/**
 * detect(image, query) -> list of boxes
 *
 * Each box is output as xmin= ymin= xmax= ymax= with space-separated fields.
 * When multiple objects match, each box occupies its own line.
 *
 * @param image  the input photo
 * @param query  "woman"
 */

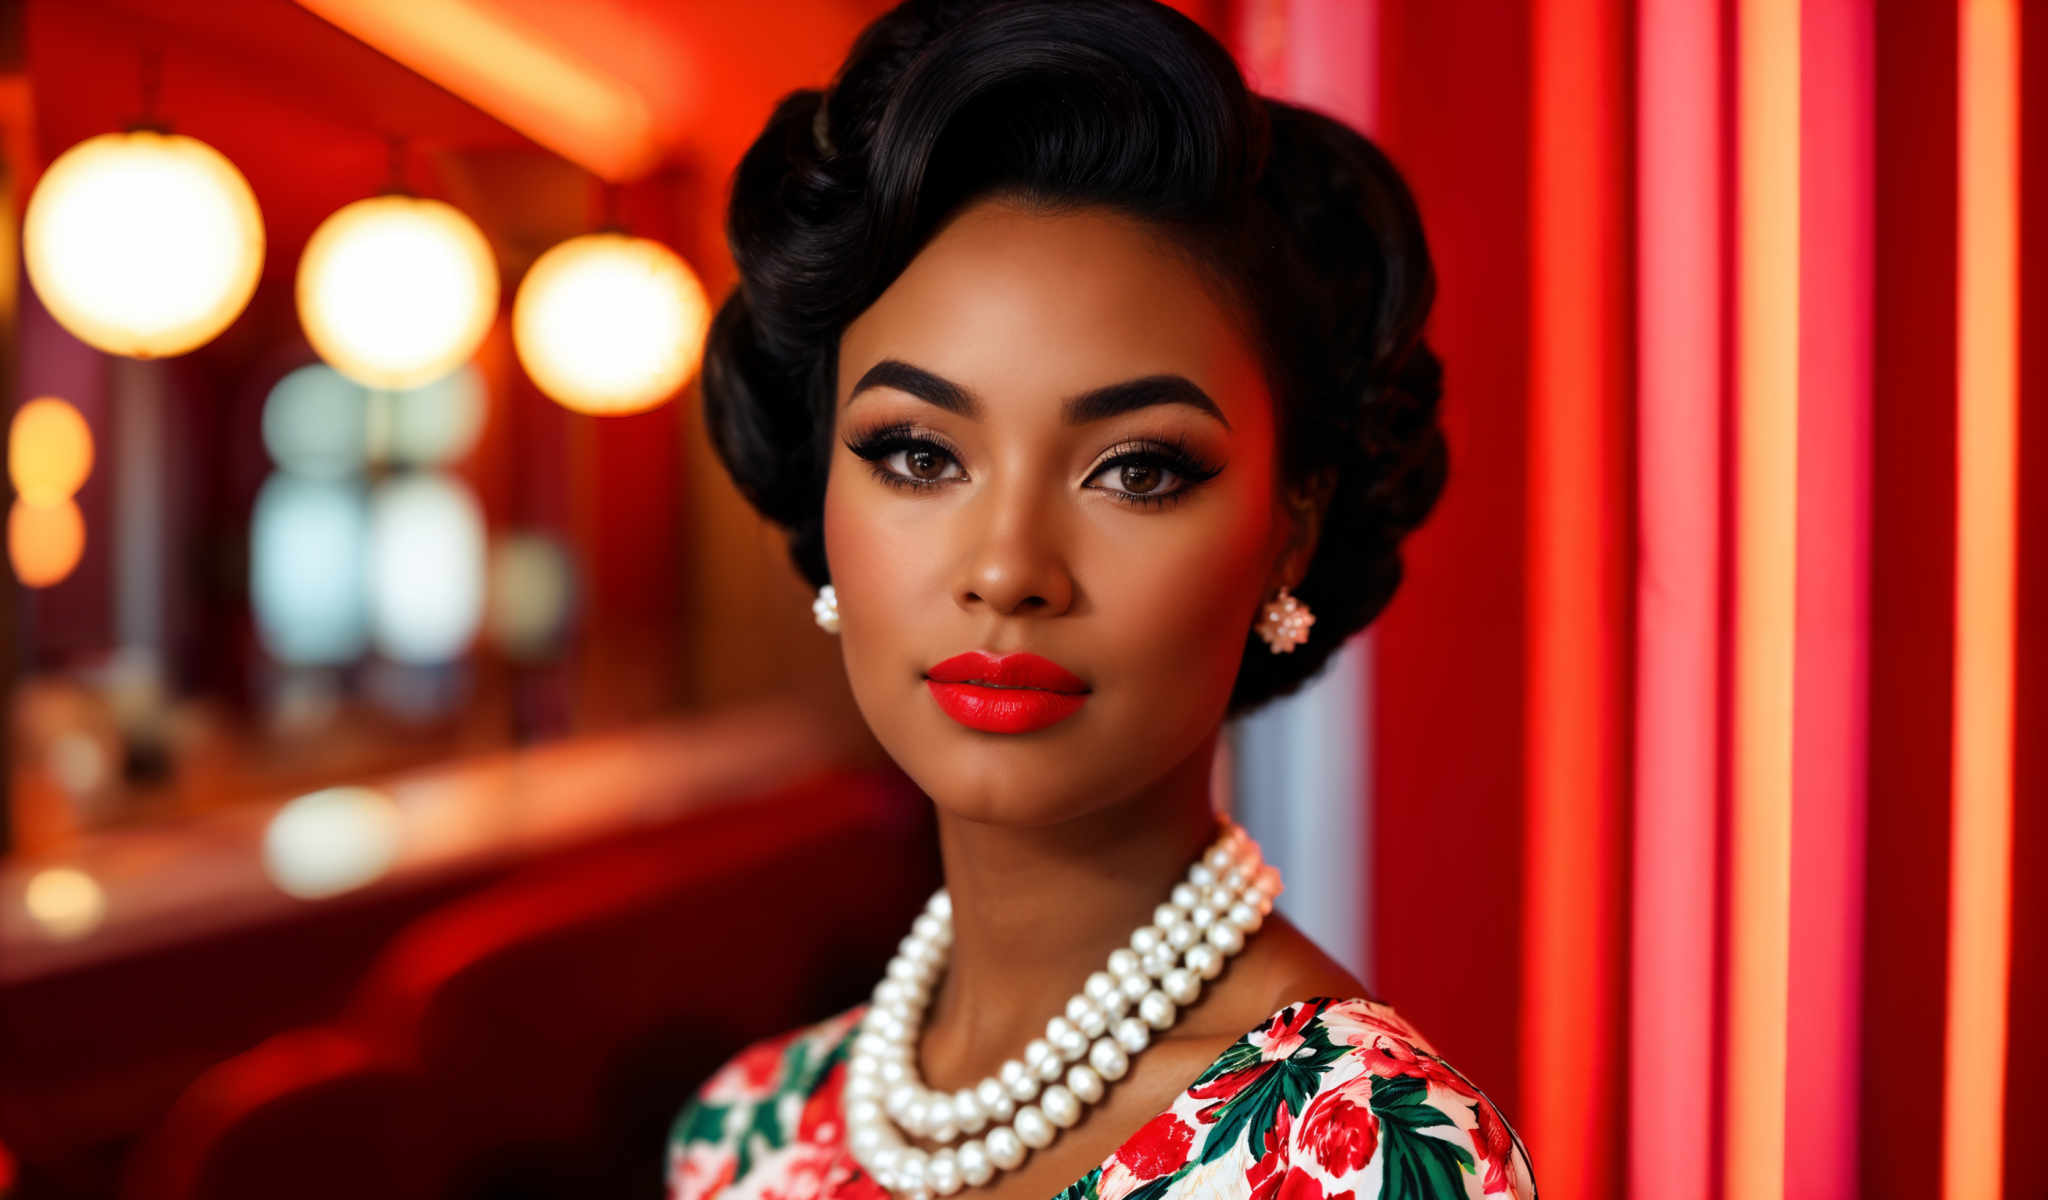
xmin=667 ymin=1 xmax=1537 ymax=1198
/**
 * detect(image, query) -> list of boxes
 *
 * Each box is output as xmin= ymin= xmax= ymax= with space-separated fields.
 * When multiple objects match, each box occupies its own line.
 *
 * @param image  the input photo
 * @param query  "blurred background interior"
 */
xmin=0 ymin=1 xmax=2039 ymax=1199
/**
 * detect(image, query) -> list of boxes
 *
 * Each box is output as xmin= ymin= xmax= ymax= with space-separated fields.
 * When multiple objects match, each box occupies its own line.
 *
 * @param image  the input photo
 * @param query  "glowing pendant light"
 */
xmin=297 ymin=193 xmax=499 ymax=391
xmin=9 ymin=397 xmax=94 ymax=506
xmin=7 ymin=396 xmax=94 ymax=589
xmin=22 ymin=129 xmax=264 ymax=358
xmin=511 ymin=231 xmax=709 ymax=415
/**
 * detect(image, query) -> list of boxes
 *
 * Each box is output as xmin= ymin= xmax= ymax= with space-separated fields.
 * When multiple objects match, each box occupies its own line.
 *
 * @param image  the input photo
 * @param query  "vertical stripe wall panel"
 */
xmin=1865 ymin=4 xmax=1958 ymax=1197
xmin=1787 ymin=2 xmax=1873 ymax=1197
xmin=1726 ymin=0 xmax=1799 ymax=1194
xmin=1629 ymin=2 xmax=1721 ymax=1196
xmin=1372 ymin=0 xmax=1533 ymax=1134
xmin=1523 ymin=0 xmax=1628 ymax=1193
xmin=1944 ymin=3 xmax=2017 ymax=1197
xmin=1238 ymin=5 xmax=2035 ymax=1196
xmin=2004 ymin=8 xmax=2047 ymax=1194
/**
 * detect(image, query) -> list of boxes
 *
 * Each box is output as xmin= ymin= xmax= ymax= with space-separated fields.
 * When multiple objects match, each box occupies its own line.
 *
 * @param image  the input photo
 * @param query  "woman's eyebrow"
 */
xmin=847 ymin=358 xmax=1230 ymax=429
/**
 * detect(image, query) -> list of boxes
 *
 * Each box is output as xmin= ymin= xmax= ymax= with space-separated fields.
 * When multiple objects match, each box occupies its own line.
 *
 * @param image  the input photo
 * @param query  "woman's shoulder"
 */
xmin=1291 ymin=995 xmax=1536 ymax=1198
xmin=666 ymin=1003 xmax=867 ymax=1198
xmin=1079 ymin=995 xmax=1536 ymax=1200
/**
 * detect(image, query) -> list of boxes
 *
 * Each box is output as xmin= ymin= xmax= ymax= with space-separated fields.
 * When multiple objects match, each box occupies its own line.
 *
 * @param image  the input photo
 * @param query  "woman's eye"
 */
xmin=1086 ymin=457 xmax=1185 ymax=499
xmin=883 ymin=444 xmax=962 ymax=483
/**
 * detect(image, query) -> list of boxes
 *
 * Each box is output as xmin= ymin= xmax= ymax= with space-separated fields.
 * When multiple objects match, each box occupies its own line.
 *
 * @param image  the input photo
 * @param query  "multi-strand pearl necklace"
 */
xmin=842 ymin=819 xmax=1280 ymax=1199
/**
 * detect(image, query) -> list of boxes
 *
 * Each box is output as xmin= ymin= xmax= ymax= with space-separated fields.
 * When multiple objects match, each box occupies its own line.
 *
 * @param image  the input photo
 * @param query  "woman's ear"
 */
xmin=1268 ymin=467 xmax=1339 ymax=592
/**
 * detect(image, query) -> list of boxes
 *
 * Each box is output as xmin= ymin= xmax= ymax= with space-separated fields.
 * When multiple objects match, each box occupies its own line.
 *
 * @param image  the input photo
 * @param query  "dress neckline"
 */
xmin=833 ymin=993 xmax=1381 ymax=1198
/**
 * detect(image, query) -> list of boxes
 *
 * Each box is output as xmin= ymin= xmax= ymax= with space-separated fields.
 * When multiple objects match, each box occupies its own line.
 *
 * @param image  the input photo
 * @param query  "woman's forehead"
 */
xmin=838 ymin=199 xmax=1265 ymax=424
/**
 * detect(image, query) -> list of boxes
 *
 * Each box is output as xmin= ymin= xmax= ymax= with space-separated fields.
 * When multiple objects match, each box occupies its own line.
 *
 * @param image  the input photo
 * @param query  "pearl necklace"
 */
xmin=841 ymin=819 xmax=1280 ymax=1199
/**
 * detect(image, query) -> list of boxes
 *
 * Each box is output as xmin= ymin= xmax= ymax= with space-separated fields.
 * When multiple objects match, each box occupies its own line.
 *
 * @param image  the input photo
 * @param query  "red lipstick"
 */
xmin=924 ymin=650 xmax=1090 ymax=734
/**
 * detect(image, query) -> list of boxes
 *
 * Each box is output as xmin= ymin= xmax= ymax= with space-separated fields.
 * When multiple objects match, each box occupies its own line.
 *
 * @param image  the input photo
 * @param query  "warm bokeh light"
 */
xmin=262 ymin=786 xmax=402 ymax=899
xmin=8 ymin=396 xmax=94 ymax=505
xmin=262 ymin=364 xmax=369 ymax=480
xmin=367 ymin=472 xmax=485 ymax=664
xmin=8 ymin=496 xmax=85 ymax=588
xmin=250 ymin=475 xmax=371 ymax=665
xmin=23 ymin=866 xmax=108 ymax=941
xmin=22 ymin=130 xmax=265 ymax=358
xmin=297 ymin=194 xmax=499 ymax=391
xmin=384 ymin=363 xmax=485 ymax=466
xmin=488 ymin=531 xmax=578 ymax=661
xmin=512 ymin=232 xmax=708 ymax=415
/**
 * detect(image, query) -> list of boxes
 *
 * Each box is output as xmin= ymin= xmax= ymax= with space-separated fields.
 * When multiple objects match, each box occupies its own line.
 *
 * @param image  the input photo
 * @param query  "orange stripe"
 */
xmin=1728 ymin=0 xmax=1798 ymax=1197
xmin=1522 ymin=0 xmax=1623 ymax=1194
xmin=1944 ymin=3 xmax=2018 ymax=1196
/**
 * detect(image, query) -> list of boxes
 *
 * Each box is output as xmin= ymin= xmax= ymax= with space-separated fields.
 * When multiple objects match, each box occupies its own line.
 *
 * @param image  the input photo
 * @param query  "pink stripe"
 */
xmin=1285 ymin=0 xmax=1376 ymax=129
xmin=1788 ymin=0 xmax=1874 ymax=1195
xmin=1629 ymin=2 xmax=1722 ymax=1198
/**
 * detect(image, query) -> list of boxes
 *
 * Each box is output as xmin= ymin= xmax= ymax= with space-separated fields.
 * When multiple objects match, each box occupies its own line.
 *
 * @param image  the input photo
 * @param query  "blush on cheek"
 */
xmin=1092 ymin=492 xmax=1273 ymax=725
xmin=821 ymin=475 xmax=948 ymax=725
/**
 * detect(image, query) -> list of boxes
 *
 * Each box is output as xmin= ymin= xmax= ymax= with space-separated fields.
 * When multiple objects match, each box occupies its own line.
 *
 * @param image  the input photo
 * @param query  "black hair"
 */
xmin=700 ymin=0 xmax=1445 ymax=716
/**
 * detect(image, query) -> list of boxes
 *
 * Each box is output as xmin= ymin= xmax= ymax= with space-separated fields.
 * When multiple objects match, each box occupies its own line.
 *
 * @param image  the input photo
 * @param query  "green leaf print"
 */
xmin=671 ymin=1097 xmax=730 ymax=1148
xmin=1190 ymin=1013 xmax=1347 ymax=1166
xmin=1370 ymin=1075 xmax=1477 ymax=1200
xmin=681 ymin=1030 xmax=827 ymax=1181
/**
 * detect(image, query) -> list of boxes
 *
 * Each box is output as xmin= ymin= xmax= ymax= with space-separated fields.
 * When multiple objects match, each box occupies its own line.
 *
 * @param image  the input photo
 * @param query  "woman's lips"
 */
xmin=924 ymin=650 xmax=1090 ymax=734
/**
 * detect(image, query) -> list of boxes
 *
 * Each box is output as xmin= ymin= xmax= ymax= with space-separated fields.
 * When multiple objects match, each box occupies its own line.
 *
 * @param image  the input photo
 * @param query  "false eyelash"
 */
xmin=1091 ymin=432 xmax=1223 ymax=510
xmin=841 ymin=422 xmax=964 ymax=496
xmin=839 ymin=422 xmax=1225 ymax=510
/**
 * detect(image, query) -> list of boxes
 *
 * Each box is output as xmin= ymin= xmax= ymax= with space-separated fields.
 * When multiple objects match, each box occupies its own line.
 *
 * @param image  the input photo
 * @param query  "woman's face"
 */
xmin=825 ymin=196 xmax=1301 ymax=825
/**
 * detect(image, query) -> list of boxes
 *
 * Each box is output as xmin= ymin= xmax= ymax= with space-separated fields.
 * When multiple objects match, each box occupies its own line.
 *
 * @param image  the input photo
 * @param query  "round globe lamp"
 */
xmin=512 ymin=232 xmax=708 ymax=415
xmin=8 ymin=497 xmax=86 ymax=588
xmin=298 ymin=195 xmax=499 ymax=391
xmin=23 ymin=130 xmax=264 ymax=358
xmin=9 ymin=397 xmax=94 ymax=506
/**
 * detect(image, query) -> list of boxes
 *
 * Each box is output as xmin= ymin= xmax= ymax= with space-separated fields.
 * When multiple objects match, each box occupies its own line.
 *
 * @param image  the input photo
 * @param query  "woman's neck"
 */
xmin=911 ymin=734 xmax=1224 ymax=1090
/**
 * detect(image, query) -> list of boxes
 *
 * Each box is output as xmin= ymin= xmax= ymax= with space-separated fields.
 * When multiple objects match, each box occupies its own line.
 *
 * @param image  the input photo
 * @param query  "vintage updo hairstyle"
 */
xmin=701 ymin=0 xmax=1445 ymax=716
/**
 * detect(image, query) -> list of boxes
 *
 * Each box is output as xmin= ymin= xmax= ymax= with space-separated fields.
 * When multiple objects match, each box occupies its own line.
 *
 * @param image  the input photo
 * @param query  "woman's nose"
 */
xmin=953 ymin=485 xmax=1075 ymax=619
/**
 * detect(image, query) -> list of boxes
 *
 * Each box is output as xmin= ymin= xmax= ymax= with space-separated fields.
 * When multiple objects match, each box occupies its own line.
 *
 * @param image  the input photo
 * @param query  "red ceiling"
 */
xmin=23 ymin=0 xmax=897 ymax=277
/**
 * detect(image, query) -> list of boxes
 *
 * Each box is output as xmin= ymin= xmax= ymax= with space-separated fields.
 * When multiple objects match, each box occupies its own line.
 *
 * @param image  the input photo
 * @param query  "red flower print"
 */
xmin=1473 ymin=1094 xmax=1513 ymax=1194
xmin=1295 ymin=1073 xmax=1379 ymax=1177
xmin=748 ymin=1140 xmax=841 ymax=1200
xmin=1097 ymin=1112 xmax=1196 ymax=1200
xmin=1121 ymin=1111 xmax=1196 ymax=1178
xmin=1317 ymin=1002 xmax=1431 ymax=1054
xmin=1354 ymin=1033 xmax=1467 ymax=1097
xmin=737 ymin=1039 xmax=788 ymax=1090
xmin=1244 ymin=1094 xmax=1294 ymax=1200
xmin=1248 ymin=1002 xmax=1320 ymax=1062
xmin=668 ymin=1139 xmax=738 ymax=1200
xmin=824 ymin=1158 xmax=890 ymax=1200
xmin=798 ymin=1060 xmax=847 ymax=1146
xmin=1270 ymin=1165 xmax=1344 ymax=1200
xmin=1187 ymin=1063 xmax=1265 ymax=1121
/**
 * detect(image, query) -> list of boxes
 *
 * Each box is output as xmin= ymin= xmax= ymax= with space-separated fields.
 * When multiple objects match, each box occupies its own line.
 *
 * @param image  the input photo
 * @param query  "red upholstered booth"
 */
xmin=122 ymin=764 xmax=938 ymax=1200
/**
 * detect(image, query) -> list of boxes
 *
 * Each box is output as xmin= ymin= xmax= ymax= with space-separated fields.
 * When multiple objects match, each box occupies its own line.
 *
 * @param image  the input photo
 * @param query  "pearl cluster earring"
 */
xmin=813 ymin=583 xmax=841 ymax=633
xmin=842 ymin=821 xmax=1280 ymax=1198
xmin=1255 ymin=584 xmax=1313 ymax=653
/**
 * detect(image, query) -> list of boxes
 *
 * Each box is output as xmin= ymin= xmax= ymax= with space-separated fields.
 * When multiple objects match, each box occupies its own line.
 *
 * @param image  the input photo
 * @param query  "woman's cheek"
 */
xmin=1084 ymin=490 xmax=1271 ymax=694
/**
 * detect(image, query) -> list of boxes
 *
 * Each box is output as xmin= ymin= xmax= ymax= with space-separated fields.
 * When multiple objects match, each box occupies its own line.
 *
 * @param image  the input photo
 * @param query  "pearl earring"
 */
xmin=1255 ymin=584 xmax=1313 ymax=653
xmin=813 ymin=583 xmax=841 ymax=634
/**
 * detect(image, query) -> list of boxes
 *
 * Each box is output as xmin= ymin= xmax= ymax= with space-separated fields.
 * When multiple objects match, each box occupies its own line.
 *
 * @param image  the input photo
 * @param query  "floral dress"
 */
xmin=666 ymin=995 xmax=1537 ymax=1200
